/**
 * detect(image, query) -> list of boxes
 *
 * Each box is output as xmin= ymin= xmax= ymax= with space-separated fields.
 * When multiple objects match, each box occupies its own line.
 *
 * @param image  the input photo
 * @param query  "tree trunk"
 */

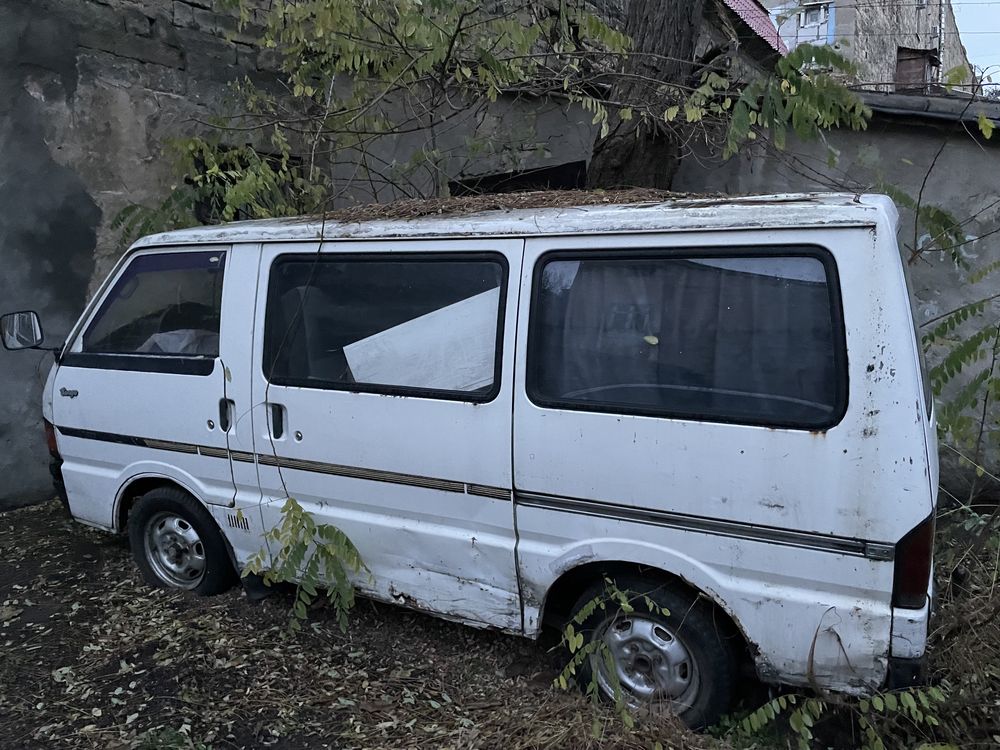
xmin=587 ymin=0 xmax=706 ymax=189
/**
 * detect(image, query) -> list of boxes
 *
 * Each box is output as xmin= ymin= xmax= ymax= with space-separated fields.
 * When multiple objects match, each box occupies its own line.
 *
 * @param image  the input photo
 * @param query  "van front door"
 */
xmin=250 ymin=240 xmax=522 ymax=630
xmin=54 ymin=247 xmax=238 ymax=529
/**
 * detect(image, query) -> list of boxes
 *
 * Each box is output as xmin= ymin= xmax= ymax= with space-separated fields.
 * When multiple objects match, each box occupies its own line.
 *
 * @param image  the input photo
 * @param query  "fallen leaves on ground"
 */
xmin=0 ymin=500 xmax=723 ymax=750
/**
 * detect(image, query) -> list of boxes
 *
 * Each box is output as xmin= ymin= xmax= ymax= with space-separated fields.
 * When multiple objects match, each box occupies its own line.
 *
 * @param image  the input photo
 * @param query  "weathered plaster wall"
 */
xmin=0 ymin=0 xmax=278 ymax=509
xmin=673 ymin=97 xmax=1000 ymax=491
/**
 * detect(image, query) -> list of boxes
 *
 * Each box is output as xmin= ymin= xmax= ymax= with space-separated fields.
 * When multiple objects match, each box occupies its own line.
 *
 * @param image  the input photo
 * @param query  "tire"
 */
xmin=127 ymin=486 xmax=236 ymax=596
xmin=567 ymin=575 xmax=737 ymax=729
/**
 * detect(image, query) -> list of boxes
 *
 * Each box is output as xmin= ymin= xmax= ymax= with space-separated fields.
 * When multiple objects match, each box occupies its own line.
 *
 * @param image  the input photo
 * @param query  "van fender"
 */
xmin=112 ymin=464 xmax=251 ymax=574
xmin=524 ymin=537 xmax=751 ymax=639
xmin=112 ymin=462 xmax=225 ymax=532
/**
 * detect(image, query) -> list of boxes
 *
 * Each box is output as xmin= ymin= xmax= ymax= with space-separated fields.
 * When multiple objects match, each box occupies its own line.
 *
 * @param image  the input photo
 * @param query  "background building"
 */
xmin=764 ymin=0 xmax=973 ymax=91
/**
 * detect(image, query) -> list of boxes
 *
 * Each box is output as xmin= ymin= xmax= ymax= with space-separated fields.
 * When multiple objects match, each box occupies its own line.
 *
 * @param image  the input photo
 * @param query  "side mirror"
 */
xmin=1 ymin=310 xmax=44 ymax=350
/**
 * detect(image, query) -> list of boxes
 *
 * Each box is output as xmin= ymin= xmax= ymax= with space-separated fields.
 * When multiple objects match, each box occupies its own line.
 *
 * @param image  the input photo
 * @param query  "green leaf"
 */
xmin=978 ymin=111 xmax=994 ymax=140
xmin=789 ymin=711 xmax=804 ymax=734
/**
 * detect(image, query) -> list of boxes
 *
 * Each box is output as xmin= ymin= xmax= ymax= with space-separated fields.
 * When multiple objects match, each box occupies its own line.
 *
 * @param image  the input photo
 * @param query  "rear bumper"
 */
xmin=886 ymin=583 xmax=933 ymax=688
xmin=886 ymin=655 xmax=926 ymax=689
xmin=890 ymin=598 xmax=931 ymax=659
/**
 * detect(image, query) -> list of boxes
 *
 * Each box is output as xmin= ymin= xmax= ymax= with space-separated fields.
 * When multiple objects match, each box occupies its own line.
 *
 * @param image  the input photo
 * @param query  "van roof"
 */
xmin=132 ymin=191 xmax=897 ymax=249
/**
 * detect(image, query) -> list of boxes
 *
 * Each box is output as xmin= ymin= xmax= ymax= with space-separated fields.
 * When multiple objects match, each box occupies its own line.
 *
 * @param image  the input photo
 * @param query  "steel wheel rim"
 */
xmin=592 ymin=613 xmax=701 ymax=712
xmin=144 ymin=511 xmax=207 ymax=589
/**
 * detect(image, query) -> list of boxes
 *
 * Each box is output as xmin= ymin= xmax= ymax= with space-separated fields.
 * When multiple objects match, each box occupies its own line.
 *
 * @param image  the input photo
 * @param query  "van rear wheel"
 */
xmin=567 ymin=575 xmax=736 ymax=729
xmin=127 ymin=487 xmax=236 ymax=596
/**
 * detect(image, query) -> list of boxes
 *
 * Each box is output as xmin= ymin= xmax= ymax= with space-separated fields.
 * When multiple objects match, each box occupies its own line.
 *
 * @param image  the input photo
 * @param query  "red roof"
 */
xmin=722 ymin=0 xmax=788 ymax=55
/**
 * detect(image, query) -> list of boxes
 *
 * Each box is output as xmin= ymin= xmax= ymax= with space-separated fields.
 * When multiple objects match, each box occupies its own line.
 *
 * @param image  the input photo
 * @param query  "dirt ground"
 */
xmin=6 ymin=498 xmax=995 ymax=749
xmin=0 ymin=500 xmax=719 ymax=750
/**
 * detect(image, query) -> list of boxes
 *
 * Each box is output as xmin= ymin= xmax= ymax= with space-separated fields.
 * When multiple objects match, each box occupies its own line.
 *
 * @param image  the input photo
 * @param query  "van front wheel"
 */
xmin=567 ymin=576 xmax=736 ymax=729
xmin=127 ymin=487 xmax=236 ymax=596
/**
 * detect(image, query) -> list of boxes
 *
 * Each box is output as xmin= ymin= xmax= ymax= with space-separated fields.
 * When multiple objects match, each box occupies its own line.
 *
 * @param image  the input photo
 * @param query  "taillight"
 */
xmin=43 ymin=419 xmax=60 ymax=459
xmin=892 ymin=514 xmax=935 ymax=609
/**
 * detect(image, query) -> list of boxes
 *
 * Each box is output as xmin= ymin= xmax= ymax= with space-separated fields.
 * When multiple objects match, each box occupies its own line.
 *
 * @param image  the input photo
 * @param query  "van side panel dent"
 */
xmin=518 ymin=527 xmax=892 ymax=691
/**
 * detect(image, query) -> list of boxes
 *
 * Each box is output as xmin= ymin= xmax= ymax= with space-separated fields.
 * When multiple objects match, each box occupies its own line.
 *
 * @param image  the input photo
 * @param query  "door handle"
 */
xmin=218 ymin=398 xmax=234 ymax=432
xmin=267 ymin=402 xmax=285 ymax=440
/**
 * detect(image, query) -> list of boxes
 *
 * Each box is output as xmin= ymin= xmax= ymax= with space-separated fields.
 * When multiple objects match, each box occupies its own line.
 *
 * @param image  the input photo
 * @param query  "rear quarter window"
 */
xmin=527 ymin=247 xmax=848 ymax=429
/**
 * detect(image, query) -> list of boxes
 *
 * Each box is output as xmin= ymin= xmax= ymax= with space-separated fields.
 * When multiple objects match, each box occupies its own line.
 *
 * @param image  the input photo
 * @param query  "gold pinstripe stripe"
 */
xmin=56 ymin=425 xmax=511 ymax=501
xmin=467 ymin=484 xmax=512 ymax=500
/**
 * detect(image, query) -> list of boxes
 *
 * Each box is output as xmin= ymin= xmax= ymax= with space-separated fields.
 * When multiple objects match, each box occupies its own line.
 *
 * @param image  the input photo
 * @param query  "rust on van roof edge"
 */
xmin=133 ymin=190 xmax=887 ymax=248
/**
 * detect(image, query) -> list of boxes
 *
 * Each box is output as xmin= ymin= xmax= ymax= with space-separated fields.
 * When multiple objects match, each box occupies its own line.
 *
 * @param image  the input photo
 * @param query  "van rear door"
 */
xmin=53 ymin=247 xmax=238 ymax=529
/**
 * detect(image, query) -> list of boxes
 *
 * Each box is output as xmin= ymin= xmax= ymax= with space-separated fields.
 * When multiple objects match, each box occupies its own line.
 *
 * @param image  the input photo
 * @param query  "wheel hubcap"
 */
xmin=144 ymin=512 xmax=206 ymax=589
xmin=593 ymin=615 xmax=700 ymax=711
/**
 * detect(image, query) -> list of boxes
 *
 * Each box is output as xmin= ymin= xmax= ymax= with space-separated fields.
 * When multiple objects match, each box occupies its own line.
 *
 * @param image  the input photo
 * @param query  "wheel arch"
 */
xmin=117 ymin=475 xmax=242 ymax=586
xmin=536 ymin=558 xmax=757 ymax=675
xmin=114 ymin=473 xmax=209 ymax=533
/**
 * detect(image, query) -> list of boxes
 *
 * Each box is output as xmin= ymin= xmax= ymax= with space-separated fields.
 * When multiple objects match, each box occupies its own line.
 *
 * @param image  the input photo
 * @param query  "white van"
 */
xmin=2 ymin=193 xmax=937 ymax=727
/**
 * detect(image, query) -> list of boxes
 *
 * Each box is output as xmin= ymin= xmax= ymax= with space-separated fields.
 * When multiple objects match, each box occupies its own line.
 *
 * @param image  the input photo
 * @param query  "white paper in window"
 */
xmin=343 ymin=287 xmax=500 ymax=391
xmin=689 ymin=257 xmax=826 ymax=283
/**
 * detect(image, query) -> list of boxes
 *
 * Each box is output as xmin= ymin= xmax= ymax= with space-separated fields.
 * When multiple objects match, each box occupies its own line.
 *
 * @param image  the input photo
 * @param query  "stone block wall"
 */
xmin=0 ymin=0 xmax=279 ymax=509
xmin=840 ymin=1 xmax=970 ymax=88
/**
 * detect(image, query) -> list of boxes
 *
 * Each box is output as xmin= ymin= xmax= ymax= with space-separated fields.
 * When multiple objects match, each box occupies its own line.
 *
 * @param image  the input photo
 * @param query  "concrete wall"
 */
xmin=673 ymin=94 xmax=1000 ymax=491
xmin=0 ymin=0 xmax=804 ymax=510
xmin=0 ymin=0 xmax=279 ymax=509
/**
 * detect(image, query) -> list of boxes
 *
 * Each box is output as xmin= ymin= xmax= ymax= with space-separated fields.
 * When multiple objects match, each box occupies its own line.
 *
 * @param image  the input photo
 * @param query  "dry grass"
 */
xmin=920 ymin=517 xmax=1000 ymax=747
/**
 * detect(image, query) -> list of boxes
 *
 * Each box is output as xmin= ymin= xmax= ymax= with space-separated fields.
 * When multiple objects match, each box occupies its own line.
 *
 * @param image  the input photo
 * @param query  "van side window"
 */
xmin=82 ymin=251 xmax=225 ymax=357
xmin=264 ymin=254 xmax=506 ymax=400
xmin=528 ymin=250 xmax=847 ymax=429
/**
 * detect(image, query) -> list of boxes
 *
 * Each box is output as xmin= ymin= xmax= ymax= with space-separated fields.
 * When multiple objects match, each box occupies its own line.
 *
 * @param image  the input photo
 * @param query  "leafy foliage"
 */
xmin=243 ymin=497 xmax=366 ymax=631
xmin=112 ymin=131 xmax=327 ymax=248
xmin=219 ymin=0 xmax=631 ymax=195
xmin=878 ymin=183 xmax=968 ymax=265
xmin=554 ymin=577 xmax=671 ymax=733
xmin=728 ymin=686 xmax=950 ymax=750
xmin=896 ymin=189 xmax=1000 ymax=468
xmin=724 ymin=44 xmax=870 ymax=158
xmin=118 ymin=1 xmax=876 ymax=210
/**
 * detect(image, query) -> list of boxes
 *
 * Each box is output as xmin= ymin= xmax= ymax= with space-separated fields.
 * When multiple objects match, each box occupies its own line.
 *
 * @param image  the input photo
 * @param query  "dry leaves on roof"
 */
xmin=322 ymin=188 xmax=717 ymax=224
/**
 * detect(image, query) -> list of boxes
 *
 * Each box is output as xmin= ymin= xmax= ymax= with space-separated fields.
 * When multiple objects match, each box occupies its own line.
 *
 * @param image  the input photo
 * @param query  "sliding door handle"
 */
xmin=218 ymin=398 xmax=234 ymax=432
xmin=267 ymin=402 xmax=285 ymax=440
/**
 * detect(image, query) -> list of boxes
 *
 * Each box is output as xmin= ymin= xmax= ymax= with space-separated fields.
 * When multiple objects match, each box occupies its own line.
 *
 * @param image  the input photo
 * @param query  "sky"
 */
xmin=953 ymin=1 xmax=1000 ymax=80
